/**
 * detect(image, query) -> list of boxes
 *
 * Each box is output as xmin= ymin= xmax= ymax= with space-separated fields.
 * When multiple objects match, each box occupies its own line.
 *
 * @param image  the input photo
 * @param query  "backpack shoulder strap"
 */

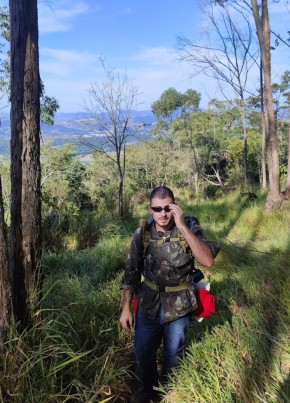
xmin=176 ymin=215 xmax=198 ymax=253
xmin=139 ymin=215 xmax=198 ymax=255
xmin=139 ymin=218 xmax=153 ymax=257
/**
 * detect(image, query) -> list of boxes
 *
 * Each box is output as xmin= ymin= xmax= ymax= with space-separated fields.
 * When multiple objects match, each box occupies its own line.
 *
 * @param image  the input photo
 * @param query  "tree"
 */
xmin=10 ymin=0 xmax=42 ymax=325
xmin=40 ymin=81 xmax=59 ymax=125
xmin=273 ymin=70 xmax=290 ymax=198
xmin=211 ymin=0 xmax=283 ymax=209
xmin=251 ymin=0 xmax=281 ymax=208
xmin=151 ymin=88 xmax=183 ymax=121
xmin=177 ymin=3 xmax=259 ymax=183
xmin=0 ymin=6 xmax=59 ymax=123
xmin=151 ymin=88 xmax=201 ymax=122
xmin=0 ymin=5 xmax=10 ymax=111
xmin=0 ymin=175 xmax=11 ymax=343
xmin=42 ymin=143 xmax=91 ymax=215
xmin=181 ymin=89 xmax=201 ymax=113
xmin=82 ymin=58 xmax=140 ymax=217
xmin=172 ymin=108 xmax=227 ymax=194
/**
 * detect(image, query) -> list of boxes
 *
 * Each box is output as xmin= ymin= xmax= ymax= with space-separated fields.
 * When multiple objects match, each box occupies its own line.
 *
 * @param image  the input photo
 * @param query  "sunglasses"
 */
xmin=150 ymin=205 xmax=172 ymax=213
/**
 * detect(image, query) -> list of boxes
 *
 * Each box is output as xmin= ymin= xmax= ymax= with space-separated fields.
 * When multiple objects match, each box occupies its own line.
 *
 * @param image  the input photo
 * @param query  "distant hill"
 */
xmin=0 ymin=110 xmax=157 ymax=159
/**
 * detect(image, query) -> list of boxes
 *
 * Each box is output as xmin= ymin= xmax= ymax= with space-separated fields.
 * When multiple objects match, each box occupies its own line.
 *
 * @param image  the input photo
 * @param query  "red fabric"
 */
xmin=192 ymin=288 xmax=216 ymax=318
xmin=133 ymin=295 xmax=138 ymax=313
xmin=133 ymin=289 xmax=215 ymax=318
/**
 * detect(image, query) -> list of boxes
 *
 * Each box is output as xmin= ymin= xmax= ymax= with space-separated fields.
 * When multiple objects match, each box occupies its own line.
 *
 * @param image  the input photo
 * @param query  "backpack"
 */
xmin=139 ymin=215 xmax=198 ymax=256
xmin=135 ymin=215 xmax=216 ymax=320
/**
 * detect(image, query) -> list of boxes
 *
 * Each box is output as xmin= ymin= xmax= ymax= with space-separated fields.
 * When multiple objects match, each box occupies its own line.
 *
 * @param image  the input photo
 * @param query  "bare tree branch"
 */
xmin=81 ymin=58 xmax=141 ymax=216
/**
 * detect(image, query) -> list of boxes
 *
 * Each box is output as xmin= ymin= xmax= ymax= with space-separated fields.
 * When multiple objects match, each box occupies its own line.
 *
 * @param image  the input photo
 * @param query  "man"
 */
xmin=119 ymin=186 xmax=220 ymax=403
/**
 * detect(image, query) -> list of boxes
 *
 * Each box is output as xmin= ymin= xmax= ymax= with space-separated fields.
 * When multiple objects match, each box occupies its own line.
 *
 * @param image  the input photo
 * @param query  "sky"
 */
xmin=2 ymin=0 xmax=290 ymax=113
xmin=38 ymin=0 xmax=207 ymax=113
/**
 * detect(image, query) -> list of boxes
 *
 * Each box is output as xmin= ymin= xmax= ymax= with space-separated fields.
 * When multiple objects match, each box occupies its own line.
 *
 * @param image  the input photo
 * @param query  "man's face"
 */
xmin=149 ymin=196 xmax=174 ymax=231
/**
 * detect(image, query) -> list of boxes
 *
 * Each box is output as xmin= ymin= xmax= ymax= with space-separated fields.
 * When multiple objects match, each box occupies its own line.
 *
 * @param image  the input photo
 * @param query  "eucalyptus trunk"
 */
xmin=10 ymin=0 xmax=41 ymax=326
xmin=285 ymin=121 xmax=290 ymax=198
xmin=261 ymin=114 xmax=267 ymax=189
xmin=251 ymin=0 xmax=281 ymax=209
xmin=260 ymin=55 xmax=267 ymax=189
xmin=0 ymin=176 xmax=12 ymax=343
xmin=241 ymin=108 xmax=248 ymax=184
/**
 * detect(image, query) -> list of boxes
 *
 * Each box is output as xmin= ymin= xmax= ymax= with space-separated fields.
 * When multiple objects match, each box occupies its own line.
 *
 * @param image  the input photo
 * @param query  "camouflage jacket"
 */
xmin=121 ymin=217 xmax=220 ymax=322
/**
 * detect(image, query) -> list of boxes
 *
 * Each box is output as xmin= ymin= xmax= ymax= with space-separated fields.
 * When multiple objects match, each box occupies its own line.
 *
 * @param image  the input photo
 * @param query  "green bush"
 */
xmin=1 ymin=190 xmax=289 ymax=402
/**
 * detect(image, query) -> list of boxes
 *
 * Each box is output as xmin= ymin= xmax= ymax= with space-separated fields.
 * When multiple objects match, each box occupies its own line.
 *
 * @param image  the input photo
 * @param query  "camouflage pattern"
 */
xmin=121 ymin=216 xmax=220 ymax=323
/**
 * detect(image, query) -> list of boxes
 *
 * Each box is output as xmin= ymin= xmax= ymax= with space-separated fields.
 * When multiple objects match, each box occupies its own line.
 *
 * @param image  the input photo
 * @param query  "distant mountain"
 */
xmin=0 ymin=110 xmax=156 ymax=136
xmin=0 ymin=110 xmax=157 ymax=158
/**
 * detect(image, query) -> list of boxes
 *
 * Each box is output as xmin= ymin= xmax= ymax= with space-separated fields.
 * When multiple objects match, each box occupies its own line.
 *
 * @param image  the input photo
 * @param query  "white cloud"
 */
xmin=40 ymin=48 xmax=99 ymax=77
xmin=130 ymin=46 xmax=176 ymax=66
xmin=120 ymin=46 xmax=220 ymax=109
xmin=38 ymin=1 xmax=90 ymax=33
xmin=43 ymin=77 xmax=91 ymax=112
xmin=40 ymin=43 xmax=223 ymax=112
xmin=41 ymin=36 xmax=289 ymax=113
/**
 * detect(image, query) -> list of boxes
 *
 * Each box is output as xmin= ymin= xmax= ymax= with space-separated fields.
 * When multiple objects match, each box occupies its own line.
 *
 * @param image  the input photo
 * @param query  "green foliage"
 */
xmin=0 ymin=10 xmax=59 ymax=121
xmin=0 ymin=227 xmax=131 ymax=401
xmin=0 ymin=161 xmax=10 ymax=214
xmin=159 ymin=191 xmax=290 ymax=402
xmin=42 ymin=143 xmax=92 ymax=215
xmin=171 ymin=109 xmax=227 ymax=194
xmin=1 ymin=280 xmax=131 ymax=401
xmin=1 ymin=190 xmax=290 ymax=402
xmin=226 ymin=129 xmax=262 ymax=186
xmin=151 ymin=119 xmax=171 ymax=140
xmin=151 ymin=87 xmax=183 ymax=120
xmin=0 ymin=6 xmax=10 ymax=101
xmin=86 ymin=151 xmax=119 ymax=215
xmin=180 ymin=89 xmax=201 ymax=113
xmin=40 ymin=81 xmax=59 ymax=125
xmin=125 ymin=141 xmax=193 ymax=195
xmin=43 ymin=234 xmax=128 ymax=285
xmin=83 ymin=58 xmax=141 ymax=217
xmin=41 ymin=143 xmax=97 ymax=251
xmin=151 ymin=87 xmax=201 ymax=122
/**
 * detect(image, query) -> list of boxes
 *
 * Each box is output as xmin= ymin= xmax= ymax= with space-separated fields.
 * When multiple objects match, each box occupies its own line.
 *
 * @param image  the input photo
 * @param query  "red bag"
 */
xmin=192 ymin=288 xmax=216 ymax=318
xmin=133 ymin=288 xmax=215 ymax=318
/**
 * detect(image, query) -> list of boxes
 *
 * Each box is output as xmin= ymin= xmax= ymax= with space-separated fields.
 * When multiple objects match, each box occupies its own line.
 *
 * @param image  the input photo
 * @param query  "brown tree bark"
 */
xmin=0 ymin=176 xmax=12 ymax=344
xmin=251 ymin=0 xmax=281 ymax=209
xmin=259 ymin=55 xmax=267 ymax=189
xmin=10 ymin=0 xmax=41 ymax=326
xmin=285 ymin=122 xmax=290 ymax=198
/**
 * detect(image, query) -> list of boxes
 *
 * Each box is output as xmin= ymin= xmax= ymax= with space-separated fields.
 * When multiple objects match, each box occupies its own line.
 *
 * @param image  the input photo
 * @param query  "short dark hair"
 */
xmin=149 ymin=186 xmax=175 ymax=203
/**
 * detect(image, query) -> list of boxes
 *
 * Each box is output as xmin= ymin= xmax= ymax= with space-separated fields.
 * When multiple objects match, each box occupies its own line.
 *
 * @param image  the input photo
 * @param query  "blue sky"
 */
xmin=2 ymin=0 xmax=290 ymax=113
xmin=38 ymin=0 xmax=206 ymax=112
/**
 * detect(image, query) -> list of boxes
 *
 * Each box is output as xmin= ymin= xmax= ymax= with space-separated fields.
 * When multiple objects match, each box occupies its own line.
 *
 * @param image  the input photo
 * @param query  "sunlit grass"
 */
xmin=1 ymin=190 xmax=289 ymax=402
xmin=160 ymin=191 xmax=290 ymax=403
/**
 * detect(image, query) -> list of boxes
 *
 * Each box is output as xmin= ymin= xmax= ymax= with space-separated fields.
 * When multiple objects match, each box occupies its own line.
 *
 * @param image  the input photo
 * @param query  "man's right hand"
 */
xmin=119 ymin=308 xmax=134 ymax=331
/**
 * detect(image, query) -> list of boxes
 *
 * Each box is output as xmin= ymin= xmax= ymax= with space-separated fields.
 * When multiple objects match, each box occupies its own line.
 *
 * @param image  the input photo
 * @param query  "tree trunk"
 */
xmin=260 ymin=55 xmax=267 ymax=189
xmin=261 ymin=114 xmax=267 ymax=189
xmin=118 ymin=178 xmax=124 ymax=218
xmin=241 ymin=108 xmax=248 ymax=184
xmin=251 ymin=0 xmax=281 ymax=210
xmin=285 ymin=121 xmax=290 ymax=198
xmin=0 ymin=176 xmax=12 ymax=345
xmin=10 ymin=0 xmax=41 ymax=326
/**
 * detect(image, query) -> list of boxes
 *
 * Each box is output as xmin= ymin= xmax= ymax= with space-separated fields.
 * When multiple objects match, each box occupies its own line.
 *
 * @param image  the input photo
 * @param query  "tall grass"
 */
xmin=0 ymin=232 xmax=134 ymax=402
xmin=1 ymin=191 xmax=289 ymax=402
xmin=161 ymin=191 xmax=290 ymax=403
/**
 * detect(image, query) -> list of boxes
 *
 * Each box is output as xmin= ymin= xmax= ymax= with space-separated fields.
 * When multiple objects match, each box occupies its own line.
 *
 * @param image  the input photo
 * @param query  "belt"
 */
xmin=143 ymin=278 xmax=192 ymax=293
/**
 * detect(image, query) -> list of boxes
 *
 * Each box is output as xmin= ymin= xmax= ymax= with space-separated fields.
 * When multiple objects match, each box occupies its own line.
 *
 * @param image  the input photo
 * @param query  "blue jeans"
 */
xmin=134 ymin=307 xmax=190 ymax=392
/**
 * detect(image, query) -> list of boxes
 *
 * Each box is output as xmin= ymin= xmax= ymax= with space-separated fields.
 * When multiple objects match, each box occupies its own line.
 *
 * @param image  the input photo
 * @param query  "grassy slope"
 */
xmin=162 ymin=192 xmax=290 ymax=403
xmin=1 ymin=192 xmax=289 ymax=402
